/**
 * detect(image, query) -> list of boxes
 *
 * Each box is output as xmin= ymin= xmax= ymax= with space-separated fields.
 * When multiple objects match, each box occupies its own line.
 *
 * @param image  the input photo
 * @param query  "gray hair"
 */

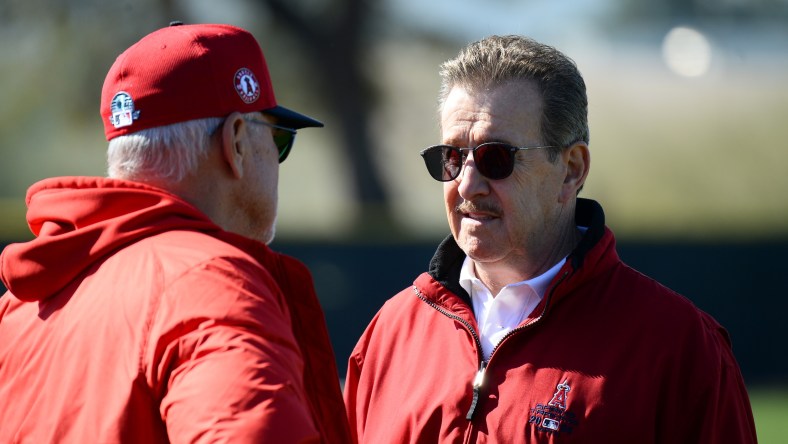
xmin=438 ymin=35 xmax=589 ymax=161
xmin=107 ymin=117 xmax=223 ymax=183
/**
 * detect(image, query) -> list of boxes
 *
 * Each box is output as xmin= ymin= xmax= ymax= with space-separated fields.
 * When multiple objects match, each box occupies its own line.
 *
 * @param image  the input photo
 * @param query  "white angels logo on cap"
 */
xmin=234 ymin=68 xmax=260 ymax=104
xmin=109 ymin=91 xmax=140 ymax=128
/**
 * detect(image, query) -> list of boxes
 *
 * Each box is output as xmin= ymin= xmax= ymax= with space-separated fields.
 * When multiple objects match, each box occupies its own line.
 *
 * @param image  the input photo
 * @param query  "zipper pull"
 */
xmin=466 ymin=360 xmax=487 ymax=420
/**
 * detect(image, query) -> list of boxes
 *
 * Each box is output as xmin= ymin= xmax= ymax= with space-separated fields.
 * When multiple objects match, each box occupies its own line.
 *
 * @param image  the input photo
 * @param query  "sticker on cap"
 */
xmin=109 ymin=92 xmax=140 ymax=129
xmin=234 ymin=68 xmax=260 ymax=104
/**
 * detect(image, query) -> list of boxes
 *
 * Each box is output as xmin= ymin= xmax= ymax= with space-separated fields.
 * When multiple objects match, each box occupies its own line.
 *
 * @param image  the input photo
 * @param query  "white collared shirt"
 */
xmin=459 ymin=256 xmax=566 ymax=360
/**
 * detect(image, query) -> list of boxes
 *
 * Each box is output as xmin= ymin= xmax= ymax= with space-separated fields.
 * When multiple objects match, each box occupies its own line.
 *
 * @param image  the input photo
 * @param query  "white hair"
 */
xmin=107 ymin=117 xmax=223 ymax=183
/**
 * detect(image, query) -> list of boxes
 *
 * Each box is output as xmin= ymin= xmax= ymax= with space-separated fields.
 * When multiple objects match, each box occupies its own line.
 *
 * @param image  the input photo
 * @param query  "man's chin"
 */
xmin=262 ymin=228 xmax=275 ymax=245
xmin=250 ymin=225 xmax=275 ymax=245
xmin=456 ymin=233 xmax=500 ymax=260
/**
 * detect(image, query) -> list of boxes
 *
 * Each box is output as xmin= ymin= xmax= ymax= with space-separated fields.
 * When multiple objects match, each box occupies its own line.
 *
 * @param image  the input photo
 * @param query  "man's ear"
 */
xmin=559 ymin=141 xmax=590 ymax=203
xmin=220 ymin=112 xmax=247 ymax=179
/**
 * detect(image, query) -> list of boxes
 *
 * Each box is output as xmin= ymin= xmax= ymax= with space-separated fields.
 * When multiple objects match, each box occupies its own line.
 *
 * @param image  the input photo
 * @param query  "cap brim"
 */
xmin=263 ymin=105 xmax=323 ymax=129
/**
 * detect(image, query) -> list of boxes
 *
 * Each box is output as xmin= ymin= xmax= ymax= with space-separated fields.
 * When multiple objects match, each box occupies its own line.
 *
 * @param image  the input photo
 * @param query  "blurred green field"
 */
xmin=751 ymin=387 xmax=788 ymax=443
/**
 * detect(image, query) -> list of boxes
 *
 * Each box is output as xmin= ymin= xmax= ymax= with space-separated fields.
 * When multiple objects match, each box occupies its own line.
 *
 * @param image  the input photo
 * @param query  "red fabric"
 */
xmin=345 ymin=202 xmax=756 ymax=443
xmin=0 ymin=177 xmax=350 ymax=443
xmin=100 ymin=24 xmax=277 ymax=140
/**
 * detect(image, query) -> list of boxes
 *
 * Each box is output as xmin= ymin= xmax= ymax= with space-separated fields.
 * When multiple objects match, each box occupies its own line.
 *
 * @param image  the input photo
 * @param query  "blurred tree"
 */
xmin=258 ymin=0 xmax=395 ymax=235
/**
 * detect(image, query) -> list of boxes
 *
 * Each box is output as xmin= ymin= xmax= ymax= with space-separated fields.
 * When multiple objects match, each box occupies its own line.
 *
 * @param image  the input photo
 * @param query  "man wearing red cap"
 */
xmin=0 ymin=23 xmax=351 ymax=443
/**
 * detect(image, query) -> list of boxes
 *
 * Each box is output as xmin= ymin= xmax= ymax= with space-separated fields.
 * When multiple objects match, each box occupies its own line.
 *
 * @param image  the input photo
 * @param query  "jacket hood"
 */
xmin=0 ymin=177 xmax=219 ymax=302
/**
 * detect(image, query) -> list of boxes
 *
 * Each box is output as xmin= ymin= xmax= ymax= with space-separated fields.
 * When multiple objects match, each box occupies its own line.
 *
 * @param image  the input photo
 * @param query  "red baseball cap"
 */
xmin=100 ymin=22 xmax=322 ymax=141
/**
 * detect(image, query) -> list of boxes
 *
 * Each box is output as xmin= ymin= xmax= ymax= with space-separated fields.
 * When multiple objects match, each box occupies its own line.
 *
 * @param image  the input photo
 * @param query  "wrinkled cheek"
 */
xmin=443 ymin=186 xmax=460 ymax=234
xmin=446 ymin=216 xmax=463 ymax=249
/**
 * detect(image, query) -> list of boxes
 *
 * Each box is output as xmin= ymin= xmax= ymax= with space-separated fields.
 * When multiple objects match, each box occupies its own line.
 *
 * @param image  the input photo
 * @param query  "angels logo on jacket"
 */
xmin=109 ymin=92 xmax=140 ymax=129
xmin=234 ymin=68 xmax=260 ymax=104
xmin=527 ymin=379 xmax=578 ymax=436
xmin=548 ymin=380 xmax=570 ymax=410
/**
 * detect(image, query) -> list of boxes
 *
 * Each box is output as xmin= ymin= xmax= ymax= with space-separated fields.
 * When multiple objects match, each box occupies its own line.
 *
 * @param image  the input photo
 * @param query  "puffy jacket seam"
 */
xmin=139 ymin=254 xmax=166 ymax=398
xmin=141 ymin=253 xmax=251 ymax=400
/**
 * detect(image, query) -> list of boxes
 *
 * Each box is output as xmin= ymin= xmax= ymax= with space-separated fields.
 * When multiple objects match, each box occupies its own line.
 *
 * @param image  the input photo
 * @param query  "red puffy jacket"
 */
xmin=0 ymin=176 xmax=351 ymax=443
xmin=345 ymin=198 xmax=756 ymax=443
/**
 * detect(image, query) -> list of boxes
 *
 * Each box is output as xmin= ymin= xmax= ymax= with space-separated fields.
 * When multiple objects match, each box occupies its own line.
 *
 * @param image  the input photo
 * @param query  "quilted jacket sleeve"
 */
xmin=146 ymin=256 xmax=319 ymax=444
xmin=656 ymin=312 xmax=757 ymax=444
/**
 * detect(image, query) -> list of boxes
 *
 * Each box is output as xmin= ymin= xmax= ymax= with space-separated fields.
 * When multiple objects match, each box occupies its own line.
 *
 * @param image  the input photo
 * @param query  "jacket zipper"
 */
xmin=412 ymin=286 xmax=486 ymax=421
xmin=413 ymin=269 xmax=571 ymax=422
xmin=466 ymin=360 xmax=487 ymax=420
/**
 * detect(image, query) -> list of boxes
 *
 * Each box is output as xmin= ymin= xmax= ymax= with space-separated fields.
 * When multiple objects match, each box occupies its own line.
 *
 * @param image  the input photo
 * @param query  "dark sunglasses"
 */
xmin=420 ymin=142 xmax=556 ymax=181
xmin=245 ymin=119 xmax=298 ymax=163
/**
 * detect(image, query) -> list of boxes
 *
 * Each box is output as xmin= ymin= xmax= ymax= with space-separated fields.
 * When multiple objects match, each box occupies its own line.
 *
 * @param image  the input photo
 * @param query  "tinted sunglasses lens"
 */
xmin=273 ymin=130 xmax=296 ymax=163
xmin=422 ymin=146 xmax=462 ymax=181
xmin=475 ymin=143 xmax=514 ymax=179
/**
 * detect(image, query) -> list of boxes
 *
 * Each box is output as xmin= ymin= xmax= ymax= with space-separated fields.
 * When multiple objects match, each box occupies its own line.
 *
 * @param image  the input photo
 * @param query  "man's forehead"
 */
xmin=440 ymin=83 xmax=543 ymax=143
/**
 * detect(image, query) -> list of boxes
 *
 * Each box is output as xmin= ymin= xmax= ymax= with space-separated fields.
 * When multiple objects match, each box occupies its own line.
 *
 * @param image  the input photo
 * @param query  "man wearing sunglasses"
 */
xmin=344 ymin=35 xmax=756 ymax=443
xmin=0 ymin=23 xmax=351 ymax=443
